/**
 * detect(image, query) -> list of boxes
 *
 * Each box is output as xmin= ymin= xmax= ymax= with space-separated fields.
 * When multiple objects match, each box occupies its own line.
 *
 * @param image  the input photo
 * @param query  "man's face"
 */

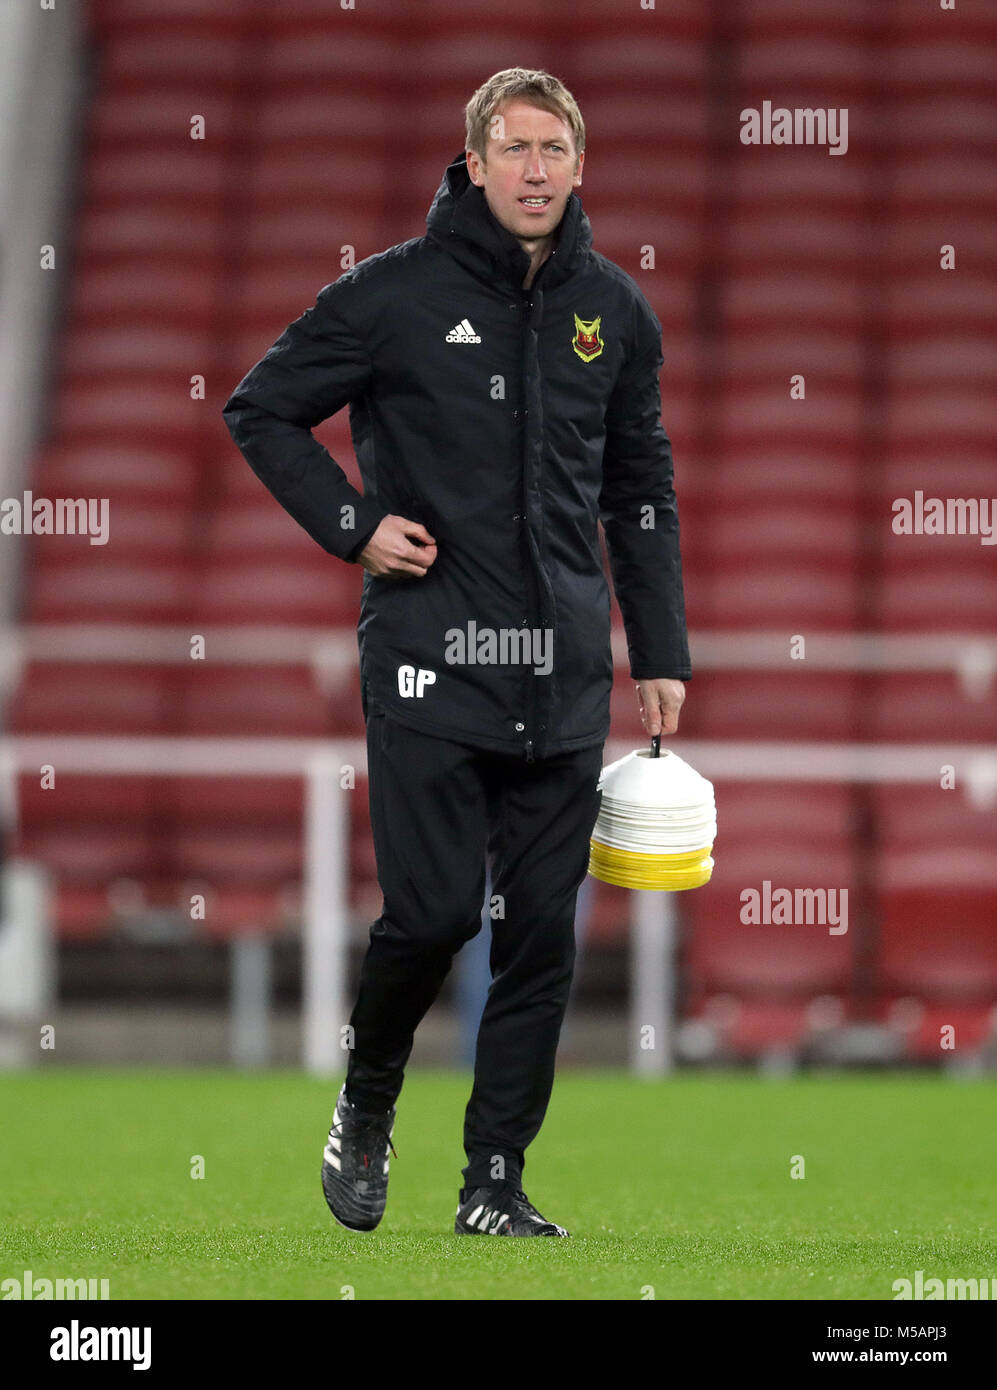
xmin=465 ymin=99 xmax=583 ymax=247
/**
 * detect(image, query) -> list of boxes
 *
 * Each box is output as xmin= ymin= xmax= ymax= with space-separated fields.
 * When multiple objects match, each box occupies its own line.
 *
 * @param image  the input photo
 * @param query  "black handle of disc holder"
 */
xmin=650 ymin=735 xmax=661 ymax=759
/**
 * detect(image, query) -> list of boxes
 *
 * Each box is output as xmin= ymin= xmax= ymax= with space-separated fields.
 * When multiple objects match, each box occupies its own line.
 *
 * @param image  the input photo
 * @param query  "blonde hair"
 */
xmin=465 ymin=68 xmax=585 ymax=164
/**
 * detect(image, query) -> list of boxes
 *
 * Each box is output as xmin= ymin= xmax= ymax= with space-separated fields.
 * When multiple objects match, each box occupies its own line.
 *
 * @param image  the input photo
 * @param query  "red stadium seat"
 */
xmin=732 ymin=0 xmax=871 ymax=24
xmin=97 ymin=34 xmax=245 ymax=88
xmin=875 ymin=890 xmax=997 ymax=1000
xmin=86 ymin=148 xmax=229 ymax=206
xmin=15 ymin=823 xmax=157 ymax=881
xmin=175 ymin=666 xmax=336 ymax=735
xmin=51 ymin=883 xmax=118 ymax=941
xmin=16 ymin=773 xmax=160 ymax=821
xmin=88 ymin=86 xmax=242 ymax=146
xmin=52 ymin=380 xmax=204 ymax=446
xmin=31 ymin=440 xmax=198 ymax=505
xmin=708 ymin=1000 xmax=827 ymax=1060
xmin=682 ymin=562 xmax=860 ymax=632
xmin=25 ymin=559 xmax=191 ymax=623
xmin=87 ymin=0 xmax=248 ymax=33
xmin=169 ymin=826 xmax=303 ymax=881
xmin=683 ymin=781 xmax=855 ymax=1003
xmin=67 ymin=259 xmax=218 ymax=325
xmin=60 ymin=325 xmax=218 ymax=379
xmin=161 ymin=776 xmax=305 ymax=823
xmin=884 ymin=276 xmax=996 ymax=332
xmin=865 ymin=674 xmax=997 ymax=744
xmin=7 ymin=665 xmax=177 ymax=733
xmin=192 ymin=560 xmax=361 ymax=628
xmin=872 ymin=786 xmax=997 ymax=853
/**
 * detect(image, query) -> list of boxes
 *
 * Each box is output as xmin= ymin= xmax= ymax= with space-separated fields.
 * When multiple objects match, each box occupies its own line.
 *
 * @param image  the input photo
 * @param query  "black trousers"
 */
xmin=345 ymin=696 xmax=604 ymax=1190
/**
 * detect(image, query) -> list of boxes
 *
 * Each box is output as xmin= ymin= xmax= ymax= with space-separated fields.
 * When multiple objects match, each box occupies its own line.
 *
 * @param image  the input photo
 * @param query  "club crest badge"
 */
xmin=572 ymin=313 xmax=604 ymax=363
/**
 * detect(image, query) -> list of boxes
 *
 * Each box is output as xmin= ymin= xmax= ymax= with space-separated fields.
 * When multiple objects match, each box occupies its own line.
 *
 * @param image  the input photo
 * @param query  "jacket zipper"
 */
xmin=519 ymin=265 xmax=560 ymax=764
xmin=520 ymin=291 xmax=541 ymax=763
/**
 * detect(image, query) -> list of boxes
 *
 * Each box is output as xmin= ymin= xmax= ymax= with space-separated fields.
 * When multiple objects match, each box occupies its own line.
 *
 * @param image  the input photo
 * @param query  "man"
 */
xmin=222 ymin=69 xmax=690 ymax=1237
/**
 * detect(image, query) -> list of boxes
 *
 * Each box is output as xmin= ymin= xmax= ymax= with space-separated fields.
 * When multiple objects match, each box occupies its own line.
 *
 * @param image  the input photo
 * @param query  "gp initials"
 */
xmin=397 ymin=665 xmax=437 ymax=698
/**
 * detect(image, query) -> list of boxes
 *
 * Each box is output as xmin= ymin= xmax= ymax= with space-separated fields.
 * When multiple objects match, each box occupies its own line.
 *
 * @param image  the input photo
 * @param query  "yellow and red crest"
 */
xmin=572 ymin=313 xmax=604 ymax=363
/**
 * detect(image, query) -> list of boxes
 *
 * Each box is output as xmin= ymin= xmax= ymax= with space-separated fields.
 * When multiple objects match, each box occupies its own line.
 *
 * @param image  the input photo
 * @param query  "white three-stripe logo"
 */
xmin=467 ymin=1203 xmax=508 ymax=1233
xmin=445 ymin=318 xmax=482 ymax=344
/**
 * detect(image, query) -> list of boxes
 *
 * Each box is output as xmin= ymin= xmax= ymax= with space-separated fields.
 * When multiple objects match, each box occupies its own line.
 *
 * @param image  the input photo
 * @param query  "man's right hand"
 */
xmin=356 ymin=514 xmax=437 ymax=578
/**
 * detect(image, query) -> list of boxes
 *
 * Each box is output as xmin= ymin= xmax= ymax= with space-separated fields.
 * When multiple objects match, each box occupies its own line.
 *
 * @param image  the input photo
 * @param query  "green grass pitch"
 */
xmin=1 ymin=1068 xmax=993 ymax=1300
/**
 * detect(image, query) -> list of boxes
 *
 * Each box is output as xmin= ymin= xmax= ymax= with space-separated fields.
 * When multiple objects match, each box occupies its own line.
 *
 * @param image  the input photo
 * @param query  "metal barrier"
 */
xmin=2 ymin=734 xmax=993 ymax=1075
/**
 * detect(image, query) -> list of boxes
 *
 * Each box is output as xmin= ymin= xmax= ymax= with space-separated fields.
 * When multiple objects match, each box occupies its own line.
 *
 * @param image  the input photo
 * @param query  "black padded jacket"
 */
xmin=222 ymin=153 xmax=691 ymax=760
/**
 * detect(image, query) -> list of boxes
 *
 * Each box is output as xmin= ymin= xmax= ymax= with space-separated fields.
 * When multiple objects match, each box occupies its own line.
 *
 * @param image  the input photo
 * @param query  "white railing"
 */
xmin=3 ymin=625 xmax=995 ymax=700
xmin=1 ymin=734 xmax=993 ymax=1076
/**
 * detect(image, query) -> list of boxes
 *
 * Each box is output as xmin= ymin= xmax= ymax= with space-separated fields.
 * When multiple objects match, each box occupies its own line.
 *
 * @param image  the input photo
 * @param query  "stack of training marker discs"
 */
xmin=588 ymin=736 xmax=716 ymax=891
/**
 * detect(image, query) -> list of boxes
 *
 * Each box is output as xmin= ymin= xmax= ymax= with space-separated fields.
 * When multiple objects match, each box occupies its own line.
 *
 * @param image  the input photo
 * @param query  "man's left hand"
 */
xmin=635 ymin=678 xmax=685 ymax=737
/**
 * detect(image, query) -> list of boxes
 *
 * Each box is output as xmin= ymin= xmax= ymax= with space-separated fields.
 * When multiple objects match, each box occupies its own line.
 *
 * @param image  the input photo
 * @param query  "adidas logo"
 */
xmin=464 ymin=1202 xmax=512 ymax=1234
xmin=445 ymin=318 xmax=482 ymax=344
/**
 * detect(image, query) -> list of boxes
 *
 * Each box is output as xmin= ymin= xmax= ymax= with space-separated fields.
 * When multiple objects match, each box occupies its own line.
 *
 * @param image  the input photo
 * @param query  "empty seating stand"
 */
xmin=6 ymin=2 xmax=995 ymax=1061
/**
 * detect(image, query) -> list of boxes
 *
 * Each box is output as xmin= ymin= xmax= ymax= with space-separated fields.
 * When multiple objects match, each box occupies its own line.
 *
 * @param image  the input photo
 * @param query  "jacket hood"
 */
xmin=425 ymin=151 xmax=592 ymax=293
